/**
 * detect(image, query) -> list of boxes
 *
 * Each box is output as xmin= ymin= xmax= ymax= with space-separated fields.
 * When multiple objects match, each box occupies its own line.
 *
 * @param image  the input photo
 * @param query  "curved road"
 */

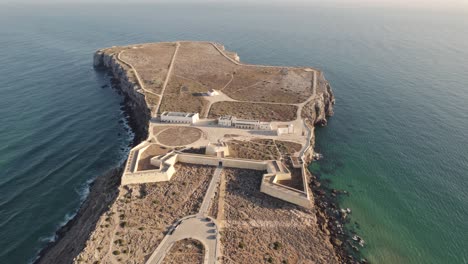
xmin=146 ymin=167 xmax=223 ymax=264
xmin=145 ymin=215 xmax=219 ymax=264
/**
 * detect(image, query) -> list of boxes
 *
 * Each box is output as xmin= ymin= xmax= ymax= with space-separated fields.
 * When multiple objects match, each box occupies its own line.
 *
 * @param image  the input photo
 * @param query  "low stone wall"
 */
xmin=273 ymin=172 xmax=291 ymax=181
xmin=122 ymin=151 xmax=312 ymax=208
xmin=301 ymin=164 xmax=312 ymax=200
xmin=261 ymin=175 xmax=311 ymax=208
xmin=222 ymin=158 xmax=268 ymax=170
xmin=177 ymin=154 xmax=220 ymax=167
xmin=177 ymin=154 xmax=270 ymax=171
xmin=121 ymin=170 xmax=171 ymax=185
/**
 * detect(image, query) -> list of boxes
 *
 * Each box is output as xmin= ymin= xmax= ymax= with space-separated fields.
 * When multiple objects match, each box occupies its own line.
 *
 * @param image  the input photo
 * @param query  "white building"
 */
xmin=217 ymin=115 xmax=272 ymax=130
xmin=233 ymin=119 xmax=260 ymax=129
xmin=207 ymin=89 xmax=219 ymax=96
xmin=218 ymin=115 xmax=234 ymax=127
xmin=259 ymin=122 xmax=273 ymax=130
xmin=160 ymin=112 xmax=199 ymax=124
xmin=277 ymin=124 xmax=294 ymax=135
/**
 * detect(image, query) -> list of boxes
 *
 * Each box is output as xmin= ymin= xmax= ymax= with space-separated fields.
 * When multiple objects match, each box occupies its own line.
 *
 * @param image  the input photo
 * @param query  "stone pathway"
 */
xmin=146 ymin=166 xmax=223 ymax=264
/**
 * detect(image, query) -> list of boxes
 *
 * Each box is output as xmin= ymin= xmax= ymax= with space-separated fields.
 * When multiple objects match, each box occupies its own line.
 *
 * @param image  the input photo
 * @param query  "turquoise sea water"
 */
xmin=0 ymin=3 xmax=467 ymax=263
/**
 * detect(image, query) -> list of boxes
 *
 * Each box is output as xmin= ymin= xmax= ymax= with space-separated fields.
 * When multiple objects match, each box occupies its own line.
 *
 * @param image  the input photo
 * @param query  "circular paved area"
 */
xmin=157 ymin=127 xmax=202 ymax=146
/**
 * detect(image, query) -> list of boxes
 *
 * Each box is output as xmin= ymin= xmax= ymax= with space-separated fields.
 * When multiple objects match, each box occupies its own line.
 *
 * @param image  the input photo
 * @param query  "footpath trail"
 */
xmin=295 ymin=70 xmax=317 ymax=121
xmin=211 ymin=41 xmax=318 ymax=123
xmin=155 ymin=42 xmax=180 ymax=115
xmin=117 ymin=50 xmax=160 ymax=99
xmin=146 ymin=166 xmax=223 ymax=264
xmin=117 ymin=42 xmax=180 ymax=116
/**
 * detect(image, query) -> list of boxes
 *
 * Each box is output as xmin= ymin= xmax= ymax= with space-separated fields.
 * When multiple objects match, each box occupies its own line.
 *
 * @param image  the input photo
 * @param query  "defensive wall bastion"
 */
xmin=121 ymin=142 xmax=312 ymax=208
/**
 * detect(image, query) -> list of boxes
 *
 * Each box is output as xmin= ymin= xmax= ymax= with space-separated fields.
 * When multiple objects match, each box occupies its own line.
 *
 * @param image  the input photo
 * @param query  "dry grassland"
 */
xmin=221 ymin=168 xmax=338 ymax=264
xmin=75 ymin=164 xmax=214 ymax=264
xmin=161 ymin=238 xmax=204 ymax=264
xmin=116 ymin=42 xmax=314 ymax=115
xmin=209 ymin=101 xmax=297 ymax=122
xmin=224 ymin=67 xmax=313 ymax=104
xmin=120 ymin=43 xmax=176 ymax=94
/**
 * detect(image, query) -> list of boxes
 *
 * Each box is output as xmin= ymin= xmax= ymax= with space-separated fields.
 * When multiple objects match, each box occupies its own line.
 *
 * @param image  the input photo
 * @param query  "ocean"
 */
xmin=0 ymin=3 xmax=467 ymax=263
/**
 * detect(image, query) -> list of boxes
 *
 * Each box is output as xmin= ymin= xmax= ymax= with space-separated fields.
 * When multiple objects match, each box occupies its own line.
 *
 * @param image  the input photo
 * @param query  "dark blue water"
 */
xmin=0 ymin=3 xmax=467 ymax=263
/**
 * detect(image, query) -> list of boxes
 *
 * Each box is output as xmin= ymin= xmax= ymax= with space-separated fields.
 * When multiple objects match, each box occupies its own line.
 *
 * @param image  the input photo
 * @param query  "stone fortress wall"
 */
xmin=121 ymin=142 xmax=312 ymax=208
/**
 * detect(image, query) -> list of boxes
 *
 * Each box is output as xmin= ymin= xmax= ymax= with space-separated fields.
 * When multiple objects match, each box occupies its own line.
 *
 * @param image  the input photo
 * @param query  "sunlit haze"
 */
xmin=1 ymin=0 xmax=467 ymax=10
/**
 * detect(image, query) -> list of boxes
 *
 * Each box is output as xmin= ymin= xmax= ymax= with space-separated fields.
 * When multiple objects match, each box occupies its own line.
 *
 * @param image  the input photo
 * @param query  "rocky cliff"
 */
xmin=94 ymin=49 xmax=151 ymax=142
xmin=35 ymin=49 xmax=153 ymax=264
xmin=302 ymin=71 xmax=335 ymax=163
xmin=35 ymin=168 xmax=122 ymax=264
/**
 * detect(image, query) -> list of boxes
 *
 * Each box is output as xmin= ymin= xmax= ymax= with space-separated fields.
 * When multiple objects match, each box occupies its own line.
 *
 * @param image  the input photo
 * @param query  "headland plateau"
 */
xmin=35 ymin=41 xmax=364 ymax=264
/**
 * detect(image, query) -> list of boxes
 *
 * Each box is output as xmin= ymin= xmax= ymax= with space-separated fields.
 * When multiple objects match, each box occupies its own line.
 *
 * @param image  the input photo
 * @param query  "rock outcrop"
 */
xmin=302 ymin=71 xmax=335 ymax=126
xmin=302 ymin=71 xmax=335 ymax=163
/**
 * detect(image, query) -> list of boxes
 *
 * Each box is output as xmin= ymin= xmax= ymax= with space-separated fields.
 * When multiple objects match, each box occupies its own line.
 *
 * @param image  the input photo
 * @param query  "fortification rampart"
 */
xmin=121 ymin=151 xmax=311 ymax=208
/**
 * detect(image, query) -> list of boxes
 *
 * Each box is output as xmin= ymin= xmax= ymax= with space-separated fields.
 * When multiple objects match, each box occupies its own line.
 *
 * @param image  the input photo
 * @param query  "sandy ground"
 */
xmin=156 ymin=127 xmax=203 ymax=146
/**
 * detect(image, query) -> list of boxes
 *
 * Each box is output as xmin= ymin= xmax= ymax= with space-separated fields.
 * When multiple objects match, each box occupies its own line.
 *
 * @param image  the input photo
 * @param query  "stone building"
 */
xmin=207 ymin=89 xmax=219 ymax=96
xmin=277 ymin=124 xmax=294 ymax=135
xmin=218 ymin=115 xmax=234 ymax=126
xmin=161 ymin=112 xmax=199 ymax=124
xmin=217 ymin=115 xmax=272 ymax=130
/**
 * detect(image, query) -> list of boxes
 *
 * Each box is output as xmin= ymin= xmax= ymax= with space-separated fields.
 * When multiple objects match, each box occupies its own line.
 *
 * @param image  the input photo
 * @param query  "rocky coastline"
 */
xmin=34 ymin=50 xmax=151 ymax=264
xmin=35 ymin=45 xmax=361 ymax=264
xmin=300 ymin=75 xmax=366 ymax=263
xmin=310 ymin=173 xmax=367 ymax=263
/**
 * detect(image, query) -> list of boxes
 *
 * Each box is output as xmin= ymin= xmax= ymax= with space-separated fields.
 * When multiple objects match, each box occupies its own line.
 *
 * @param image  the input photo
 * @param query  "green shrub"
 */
xmin=273 ymin=241 xmax=282 ymax=250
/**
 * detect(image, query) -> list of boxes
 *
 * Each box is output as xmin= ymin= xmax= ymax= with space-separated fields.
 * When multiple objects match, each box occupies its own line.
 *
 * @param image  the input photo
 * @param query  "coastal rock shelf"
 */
xmin=36 ymin=41 xmax=349 ymax=264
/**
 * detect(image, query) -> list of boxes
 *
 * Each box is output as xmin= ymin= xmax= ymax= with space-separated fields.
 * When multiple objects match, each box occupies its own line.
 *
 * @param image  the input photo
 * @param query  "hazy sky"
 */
xmin=1 ymin=0 xmax=467 ymax=10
